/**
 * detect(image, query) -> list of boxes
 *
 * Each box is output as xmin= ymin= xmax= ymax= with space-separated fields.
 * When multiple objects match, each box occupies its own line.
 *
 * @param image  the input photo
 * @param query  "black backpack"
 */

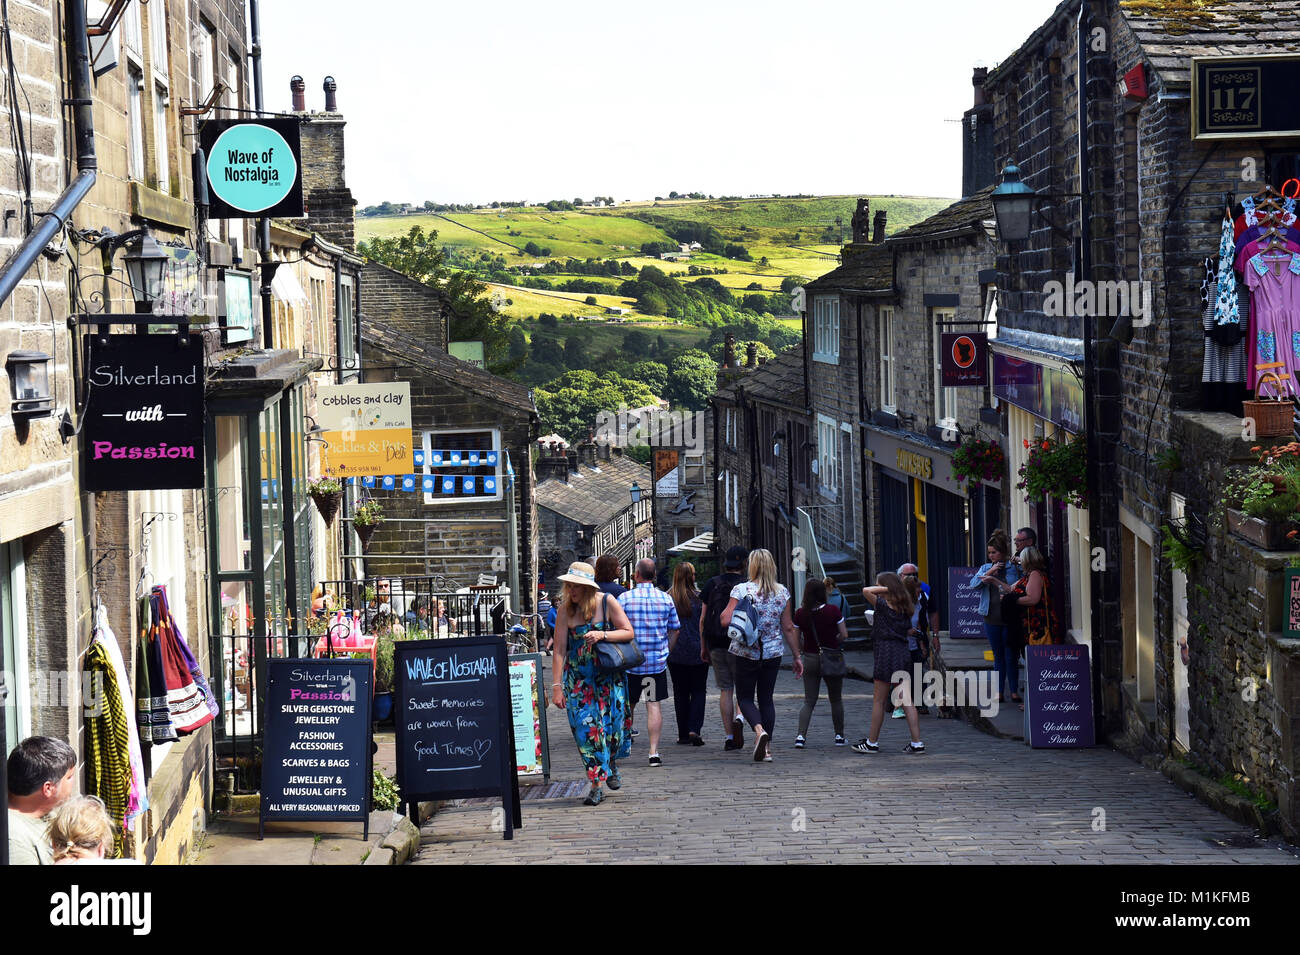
xmin=702 ymin=573 xmax=740 ymax=642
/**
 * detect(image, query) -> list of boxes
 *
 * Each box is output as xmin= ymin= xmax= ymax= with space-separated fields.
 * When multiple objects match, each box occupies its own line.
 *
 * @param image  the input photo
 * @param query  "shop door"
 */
xmin=924 ymin=484 xmax=968 ymax=632
xmin=879 ymin=470 xmax=910 ymax=576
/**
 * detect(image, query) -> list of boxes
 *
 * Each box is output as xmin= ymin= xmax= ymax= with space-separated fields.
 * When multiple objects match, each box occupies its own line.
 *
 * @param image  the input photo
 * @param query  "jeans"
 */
xmin=667 ymin=662 xmax=709 ymax=738
xmin=984 ymin=621 xmax=1018 ymax=698
xmin=732 ymin=654 xmax=781 ymax=736
xmin=797 ymin=652 xmax=844 ymax=736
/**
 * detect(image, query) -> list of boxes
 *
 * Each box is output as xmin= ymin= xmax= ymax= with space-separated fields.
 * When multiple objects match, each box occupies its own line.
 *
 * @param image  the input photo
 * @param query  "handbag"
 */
xmin=819 ymin=647 xmax=847 ymax=678
xmin=593 ymin=594 xmax=646 ymax=672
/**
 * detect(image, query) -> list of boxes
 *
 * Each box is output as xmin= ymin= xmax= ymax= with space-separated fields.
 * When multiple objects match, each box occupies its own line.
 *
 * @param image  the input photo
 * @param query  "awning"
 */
xmin=271 ymin=265 xmax=308 ymax=305
xmin=667 ymin=530 xmax=715 ymax=556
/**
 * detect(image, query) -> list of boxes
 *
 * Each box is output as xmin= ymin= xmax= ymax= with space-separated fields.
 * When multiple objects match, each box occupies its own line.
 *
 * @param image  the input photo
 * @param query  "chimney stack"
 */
xmin=961 ymin=66 xmax=995 ymax=196
xmin=290 ymin=75 xmax=306 ymax=112
xmin=851 ymin=199 xmax=870 ymax=244
xmin=873 ymin=210 xmax=887 ymax=243
xmin=972 ymin=66 xmax=988 ymax=106
xmin=745 ymin=342 xmax=758 ymax=368
xmin=597 ymin=441 xmax=611 ymax=462
xmin=566 ymin=449 xmax=579 ymax=476
xmin=578 ymin=429 xmax=597 ymax=468
xmin=724 ymin=333 xmax=736 ymax=369
xmin=323 ymin=76 xmax=338 ymax=112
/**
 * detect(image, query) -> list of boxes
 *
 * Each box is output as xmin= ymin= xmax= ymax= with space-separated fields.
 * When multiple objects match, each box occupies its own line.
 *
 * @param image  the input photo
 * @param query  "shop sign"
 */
xmin=394 ymin=637 xmax=521 ymax=838
xmin=896 ymin=448 xmax=933 ymax=481
xmin=316 ymin=382 xmax=412 ymax=477
xmin=509 ymin=654 xmax=550 ymax=777
xmin=654 ymin=449 xmax=680 ymax=496
xmin=449 ymin=341 xmax=485 ymax=368
xmin=993 ymin=353 xmax=1045 ymax=418
xmin=941 ymin=332 xmax=988 ymax=387
xmin=222 ymin=269 xmax=255 ymax=345
xmin=1047 ymin=367 xmax=1084 ymax=434
xmin=259 ymin=658 xmax=373 ymax=839
xmin=82 ymin=334 xmax=204 ymax=491
xmin=199 ymin=118 xmax=304 ymax=218
xmin=1025 ymin=644 xmax=1095 ymax=748
xmin=947 ymin=567 xmax=985 ymax=640
xmin=1285 ymin=567 xmax=1300 ymax=639
xmin=866 ymin=430 xmax=961 ymax=490
xmin=1192 ymin=55 xmax=1300 ymax=141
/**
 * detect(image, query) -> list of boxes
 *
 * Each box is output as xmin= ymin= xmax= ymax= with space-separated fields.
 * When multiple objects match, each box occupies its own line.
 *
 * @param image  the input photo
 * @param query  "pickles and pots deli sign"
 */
xmin=317 ymin=382 xmax=413 ymax=477
xmin=199 ymin=118 xmax=304 ymax=219
xmin=82 ymin=335 xmax=205 ymax=491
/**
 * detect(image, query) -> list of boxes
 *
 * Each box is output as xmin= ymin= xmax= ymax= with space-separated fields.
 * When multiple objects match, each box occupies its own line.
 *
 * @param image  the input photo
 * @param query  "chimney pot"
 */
xmin=972 ymin=67 xmax=989 ymax=107
xmin=872 ymin=210 xmax=887 ymax=244
xmin=290 ymin=75 xmax=306 ymax=112
xmin=745 ymin=342 xmax=758 ymax=368
xmin=323 ymin=76 xmax=338 ymax=112
xmin=724 ymin=333 xmax=737 ymax=368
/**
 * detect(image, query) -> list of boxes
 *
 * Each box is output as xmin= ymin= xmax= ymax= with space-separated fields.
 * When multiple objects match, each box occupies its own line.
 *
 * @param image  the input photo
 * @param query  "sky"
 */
xmin=260 ymin=0 xmax=1066 ymax=207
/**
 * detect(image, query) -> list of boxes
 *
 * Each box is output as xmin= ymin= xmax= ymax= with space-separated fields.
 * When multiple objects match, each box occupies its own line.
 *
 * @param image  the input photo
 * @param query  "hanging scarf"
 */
xmin=1213 ymin=213 xmax=1241 ymax=328
xmin=151 ymin=585 xmax=219 ymax=734
xmin=90 ymin=608 xmax=149 ymax=832
xmin=137 ymin=592 xmax=177 ymax=744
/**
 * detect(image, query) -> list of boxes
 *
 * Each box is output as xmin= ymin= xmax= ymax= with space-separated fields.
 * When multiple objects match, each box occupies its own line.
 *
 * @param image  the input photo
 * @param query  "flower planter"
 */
xmin=310 ymin=490 xmax=341 ymax=526
xmin=1225 ymin=508 xmax=1296 ymax=550
xmin=355 ymin=522 xmax=378 ymax=551
xmin=372 ymin=691 xmax=394 ymax=724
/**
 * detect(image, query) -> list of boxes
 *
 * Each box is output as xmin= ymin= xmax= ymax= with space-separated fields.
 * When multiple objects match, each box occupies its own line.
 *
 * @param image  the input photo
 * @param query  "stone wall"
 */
xmin=361 ymin=263 xmax=446 ymax=351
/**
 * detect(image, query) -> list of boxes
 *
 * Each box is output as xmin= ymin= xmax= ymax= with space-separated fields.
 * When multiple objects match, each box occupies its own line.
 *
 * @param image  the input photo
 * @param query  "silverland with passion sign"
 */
xmin=82 ymin=334 xmax=204 ymax=491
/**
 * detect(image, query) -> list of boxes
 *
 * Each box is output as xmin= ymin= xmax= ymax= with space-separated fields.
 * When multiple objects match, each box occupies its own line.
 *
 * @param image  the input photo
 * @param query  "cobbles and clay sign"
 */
xmin=317 ymin=382 xmax=413 ymax=477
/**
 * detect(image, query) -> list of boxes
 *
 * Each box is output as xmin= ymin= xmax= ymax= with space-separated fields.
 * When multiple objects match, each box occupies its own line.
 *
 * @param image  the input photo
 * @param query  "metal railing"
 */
xmin=317 ymin=576 xmax=508 ymax=640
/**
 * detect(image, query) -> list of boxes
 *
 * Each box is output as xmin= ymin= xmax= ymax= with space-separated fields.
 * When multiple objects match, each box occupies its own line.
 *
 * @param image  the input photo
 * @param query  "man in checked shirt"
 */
xmin=618 ymin=558 xmax=680 ymax=767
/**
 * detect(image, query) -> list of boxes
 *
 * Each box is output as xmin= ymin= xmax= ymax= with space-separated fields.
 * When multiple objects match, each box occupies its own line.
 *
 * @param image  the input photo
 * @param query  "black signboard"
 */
xmin=941 ymin=332 xmax=988 ymax=387
xmin=260 ymin=658 xmax=374 ymax=839
xmin=394 ymin=636 xmax=521 ymax=839
xmin=1193 ymin=55 xmax=1300 ymax=141
xmin=82 ymin=334 xmax=204 ymax=491
xmin=1025 ymin=644 xmax=1095 ymax=749
xmin=947 ymin=567 xmax=985 ymax=640
xmin=198 ymin=118 xmax=304 ymax=219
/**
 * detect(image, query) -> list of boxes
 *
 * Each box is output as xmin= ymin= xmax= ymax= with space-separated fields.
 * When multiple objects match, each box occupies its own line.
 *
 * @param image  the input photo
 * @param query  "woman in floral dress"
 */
xmin=551 ymin=561 xmax=638 ymax=806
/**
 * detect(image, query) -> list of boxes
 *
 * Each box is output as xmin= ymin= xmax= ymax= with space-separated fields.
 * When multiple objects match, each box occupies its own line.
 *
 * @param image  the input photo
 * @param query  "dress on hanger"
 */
xmin=1244 ymin=251 xmax=1300 ymax=390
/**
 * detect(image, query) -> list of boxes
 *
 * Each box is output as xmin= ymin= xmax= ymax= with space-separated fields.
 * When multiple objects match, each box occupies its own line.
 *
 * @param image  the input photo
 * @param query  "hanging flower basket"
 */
xmin=355 ymin=521 xmax=377 ymax=551
xmin=1016 ymin=435 xmax=1087 ymax=509
xmin=310 ymin=490 xmax=341 ymax=526
xmin=952 ymin=437 xmax=1005 ymax=490
xmin=352 ymin=499 xmax=384 ymax=551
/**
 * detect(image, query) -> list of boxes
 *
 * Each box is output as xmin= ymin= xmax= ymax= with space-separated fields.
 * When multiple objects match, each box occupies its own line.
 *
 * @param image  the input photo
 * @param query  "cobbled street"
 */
xmin=414 ymin=661 xmax=1300 ymax=865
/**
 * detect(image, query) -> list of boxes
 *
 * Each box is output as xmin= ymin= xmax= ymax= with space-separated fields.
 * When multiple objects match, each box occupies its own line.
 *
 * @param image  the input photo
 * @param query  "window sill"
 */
xmin=130 ymin=180 xmax=190 ymax=230
xmin=812 ymin=352 xmax=839 ymax=365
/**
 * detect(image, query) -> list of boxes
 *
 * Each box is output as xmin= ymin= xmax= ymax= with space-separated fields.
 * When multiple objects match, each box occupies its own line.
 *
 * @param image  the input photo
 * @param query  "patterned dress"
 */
xmin=563 ymin=618 xmax=631 ymax=783
xmin=1016 ymin=572 xmax=1059 ymax=646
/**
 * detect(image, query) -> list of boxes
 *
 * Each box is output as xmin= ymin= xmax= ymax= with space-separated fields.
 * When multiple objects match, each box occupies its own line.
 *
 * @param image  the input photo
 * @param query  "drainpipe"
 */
xmin=0 ymin=0 xmax=97 ymax=308
xmin=248 ymin=0 xmax=273 ymax=348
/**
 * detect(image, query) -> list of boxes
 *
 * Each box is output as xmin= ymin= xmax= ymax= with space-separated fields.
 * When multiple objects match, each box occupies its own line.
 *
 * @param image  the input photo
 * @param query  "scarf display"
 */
xmin=136 ymin=584 xmax=219 ymax=741
xmin=87 ymin=608 xmax=149 ymax=850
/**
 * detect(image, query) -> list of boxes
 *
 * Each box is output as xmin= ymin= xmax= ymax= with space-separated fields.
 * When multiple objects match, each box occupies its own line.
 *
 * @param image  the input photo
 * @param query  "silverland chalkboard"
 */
xmin=260 ymin=658 xmax=373 ymax=840
xmin=394 ymin=637 xmax=521 ymax=840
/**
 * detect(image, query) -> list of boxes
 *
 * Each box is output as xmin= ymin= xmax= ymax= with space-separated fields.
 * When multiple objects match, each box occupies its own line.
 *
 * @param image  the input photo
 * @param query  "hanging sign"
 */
xmin=1285 ymin=567 xmax=1300 ymax=639
xmin=654 ymin=449 xmax=679 ymax=496
xmin=394 ymin=637 xmax=521 ymax=839
xmin=317 ymin=382 xmax=413 ymax=477
xmin=199 ymin=118 xmax=304 ymax=218
xmin=222 ymin=269 xmax=255 ymax=345
xmin=82 ymin=334 xmax=205 ymax=491
xmin=1192 ymin=55 xmax=1300 ymax=141
xmin=947 ymin=567 xmax=985 ymax=640
xmin=259 ymin=658 xmax=373 ymax=840
xmin=941 ymin=332 xmax=987 ymax=386
xmin=1025 ymin=643 xmax=1095 ymax=748
xmin=508 ymin=653 xmax=550 ymax=778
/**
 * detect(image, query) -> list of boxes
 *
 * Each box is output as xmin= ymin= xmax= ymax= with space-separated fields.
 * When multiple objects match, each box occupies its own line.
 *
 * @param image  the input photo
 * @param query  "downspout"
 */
xmin=855 ymin=294 xmax=873 ymax=575
xmin=711 ymin=397 xmax=720 ymax=555
xmin=0 ymin=0 xmax=97 ymax=307
xmin=249 ymin=0 xmax=273 ymax=347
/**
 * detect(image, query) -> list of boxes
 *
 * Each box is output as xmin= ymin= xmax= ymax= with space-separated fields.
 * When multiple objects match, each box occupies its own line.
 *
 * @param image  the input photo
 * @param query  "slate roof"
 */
xmin=1119 ymin=0 xmax=1300 ymax=86
xmin=362 ymin=318 xmax=535 ymax=414
xmin=804 ymin=242 xmax=893 ymax=293
xmin=535 ymin=453 xmax=649 ymax=527
xmin=885 ymin=187 xmax=994 ymax=246
xmin=716 ymin=345 xmax=806 ymax=409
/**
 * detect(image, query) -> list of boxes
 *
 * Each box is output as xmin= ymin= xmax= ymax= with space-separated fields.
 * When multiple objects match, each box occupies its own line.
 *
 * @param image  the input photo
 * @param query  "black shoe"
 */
xmin=606 ymin=772 xmax=621 ymax=791
xmin=733 ymin=717 xmax=744 ymax=748
xmin=583 ymin=785 xmax=604 ymax=805
xmin=902 ymin=742 xmax=926 ymax=754
xmin=724 ymin=738 xmax=742 ymax=751
xmin=851 ymin=739 xmax=879 ymax=754
xmin=676 ymin=737 xmax=691 ymax=745
xmin=689 ymin=734 xmax=705 ymax=746
xmin=648 ymin=754 xmax=662 ymax=767
xmin=753 ymin=732 xmax=770 ymax=762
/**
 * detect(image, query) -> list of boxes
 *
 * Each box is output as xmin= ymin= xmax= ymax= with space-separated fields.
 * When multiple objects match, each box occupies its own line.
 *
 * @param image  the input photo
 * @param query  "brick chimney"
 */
xmin=577 ymin=429 xmax=597 ymax=469
xmin=961 ymin=66 xmax=995 ymax=197
xmin=745 ymin=342 xmax=758 ymax=368
xmin=566 ymin=449 xmax=579 ymax=475
xmin=295 ymin=76 xmax=357 ymax=250
xmin=724 ymin=333 xmax=736 ymax=369
xmin=872 ymin=210 xmax=887 ymax=243
xmin=850 ymin=198 xmax=870 ymax=244
xmin=597 ymin=441 xmax=611 ymax=462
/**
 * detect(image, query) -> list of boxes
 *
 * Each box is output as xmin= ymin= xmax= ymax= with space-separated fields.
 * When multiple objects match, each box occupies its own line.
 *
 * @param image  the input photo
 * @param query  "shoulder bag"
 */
xmin=594 ymin=593 xmax=646 ymax=672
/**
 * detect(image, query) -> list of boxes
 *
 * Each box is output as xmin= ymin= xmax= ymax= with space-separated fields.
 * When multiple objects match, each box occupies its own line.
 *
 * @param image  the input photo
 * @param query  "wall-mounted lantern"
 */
xmin=121 ymin=227 xmax=170 ymax=312
xmin=6 ymin=350 xmax=54 ymax=418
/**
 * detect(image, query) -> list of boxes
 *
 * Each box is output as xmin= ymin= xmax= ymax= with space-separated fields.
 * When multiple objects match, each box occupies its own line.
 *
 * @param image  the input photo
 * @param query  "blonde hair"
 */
xmin=670 ymin=562 xmax=697 ymax=619
xmin=1020 ymin=546 xmax=1047 ymax=575
xmin=561 ymin=580 xmax=598 ymax=625
xmin=747 ymin=548 xmax=778 ymax=598
xmin=49 ymin=795 xmax=116 ymax=862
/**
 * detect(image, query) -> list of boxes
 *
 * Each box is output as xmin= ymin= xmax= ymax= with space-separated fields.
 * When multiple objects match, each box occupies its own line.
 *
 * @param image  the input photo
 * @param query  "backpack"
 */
xmin=727 ymin=592 xmax=760 ymax=648
xmin=702 ymin=574 xmax=738 ymax=642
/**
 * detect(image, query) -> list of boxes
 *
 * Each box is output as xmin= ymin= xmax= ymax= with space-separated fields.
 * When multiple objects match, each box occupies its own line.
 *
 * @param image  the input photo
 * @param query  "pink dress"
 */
xmin=1245 ymin=251 xmax=1300 ymax=391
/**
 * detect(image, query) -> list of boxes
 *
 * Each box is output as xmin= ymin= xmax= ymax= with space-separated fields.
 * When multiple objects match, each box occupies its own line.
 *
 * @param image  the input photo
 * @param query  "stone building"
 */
xmin=984 ymin=0 xmax=1300 ymax=837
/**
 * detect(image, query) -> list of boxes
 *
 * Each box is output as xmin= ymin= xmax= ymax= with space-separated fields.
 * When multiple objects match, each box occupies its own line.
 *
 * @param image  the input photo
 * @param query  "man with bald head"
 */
xmin=618 ymin=558 xmax=679 ymax=767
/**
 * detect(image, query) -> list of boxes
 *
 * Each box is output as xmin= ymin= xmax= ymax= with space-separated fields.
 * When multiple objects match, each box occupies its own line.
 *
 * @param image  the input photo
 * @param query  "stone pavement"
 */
xmin=413 ymin=654 xmax=1300 ymax=865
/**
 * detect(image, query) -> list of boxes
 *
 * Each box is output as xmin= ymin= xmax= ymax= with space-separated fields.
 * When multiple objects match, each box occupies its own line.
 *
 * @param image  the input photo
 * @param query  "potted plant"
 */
xmin=307 ymin=474 xmax=343 ymax=526
xmin=1220 ymin=442 xmax=1300 ymax=550
xmin=372 ymin=632 xmax=395 ymax=724
xmin=952 ymin=437 xmax=1005 ymax=491
xmin=1017 ymin=434 xmax=1087 ymax=509
xmin=352 ymin=499 xmax=384 ymax=550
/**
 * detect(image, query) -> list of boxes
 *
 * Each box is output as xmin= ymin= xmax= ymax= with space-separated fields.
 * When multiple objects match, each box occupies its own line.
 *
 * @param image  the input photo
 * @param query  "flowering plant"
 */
xmin=1220 ymin=442 xmax=1300 ymax=526
xmin=1017 ymin=435 xmax=1087 ymax=508
xmin=952 ymin=438 xmax=1005 ymax=489
xmin=353 ymin=499 xmax=384 ymax=527
xmin=307 ymin=473 xmax=342 ymax=496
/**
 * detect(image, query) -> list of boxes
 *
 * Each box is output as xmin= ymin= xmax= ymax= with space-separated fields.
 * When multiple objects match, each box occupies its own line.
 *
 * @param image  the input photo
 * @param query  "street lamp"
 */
xmin=629 ymin=482 xmax=642 ymax=505
xmin=6 ymin=350 xmax=54 ymax=418
xmin=121 ymin=227 xmax=169 ymax=313
xmin=990 ymin=163 xmax=1036 ymax=242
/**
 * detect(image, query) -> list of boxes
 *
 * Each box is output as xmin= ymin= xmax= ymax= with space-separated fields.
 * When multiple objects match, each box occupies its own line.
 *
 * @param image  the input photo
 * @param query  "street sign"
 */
xmin=199 ymin=118 xmax=304 ymax=218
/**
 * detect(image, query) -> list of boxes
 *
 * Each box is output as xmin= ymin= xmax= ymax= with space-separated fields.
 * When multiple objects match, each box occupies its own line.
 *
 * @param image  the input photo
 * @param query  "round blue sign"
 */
xmin=206 ymin=124 xmax=298 ymax=214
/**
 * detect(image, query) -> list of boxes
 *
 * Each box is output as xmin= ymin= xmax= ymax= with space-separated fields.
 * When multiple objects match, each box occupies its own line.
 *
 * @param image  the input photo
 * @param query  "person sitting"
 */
xmin=7 ymin=736 xmax=77 ymax=865
xmin=48 ymin=795 xmax=139 ymax=864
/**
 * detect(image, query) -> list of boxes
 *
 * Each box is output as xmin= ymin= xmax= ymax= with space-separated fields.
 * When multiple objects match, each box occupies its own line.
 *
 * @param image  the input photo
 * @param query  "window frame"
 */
xmin=812 ymin=295 xmax=840 ymax=364
xmin=421 ymin=428 xmax=505 ymax=505
xmin=879 ymin=306 xmax=896 ymax=413
xmin=153 ymin=81 xmax=170 ymax=192
xmin=683 ymin=455 xmax=704 ymax=486
xmin=126 ymin=66 xmax=145 ymax=181
xmin=816 ymin=414 xmax=841 ymax=498
xmin=932 ymin=307 xmax=958 ymax=429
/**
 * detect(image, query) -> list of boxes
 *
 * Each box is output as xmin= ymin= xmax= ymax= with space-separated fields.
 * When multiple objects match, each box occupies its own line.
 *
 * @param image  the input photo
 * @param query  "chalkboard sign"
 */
xmin=394 ymin=637 xmax=521 ymax=840
xmin=948 ymin=567 xmax=985 ymax=640
xmin=1285 ymin=567 xmax=1300 ymax=639
xmin=509 ymin=653 xmax=550 ymax=779
xmin=1025 ymin=644 xmax=1095 ymax=748
xmin=259 ymin=658 xmax=373 ymax=839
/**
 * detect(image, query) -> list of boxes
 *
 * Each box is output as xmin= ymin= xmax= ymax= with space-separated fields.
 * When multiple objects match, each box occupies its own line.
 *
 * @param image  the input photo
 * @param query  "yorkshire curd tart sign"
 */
xmin=317 ymin=383 xmax=413 ymax=477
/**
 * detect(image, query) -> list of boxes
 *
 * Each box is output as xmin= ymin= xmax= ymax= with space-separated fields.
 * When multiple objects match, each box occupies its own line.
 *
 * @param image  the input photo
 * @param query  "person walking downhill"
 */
xmin=699 ymin=546 xmax=748 ymax=750
xmin=667 ymin=562 xmax=709 ymax=745
xmin=619 ymin=558 xmax=680 ymax=767
xmin=720 ymin=548 xmax=803 ymax=763
xmin=551 ymin=561 xmax=638 ymax=806
xmin=970 ymin=530 xmax=1022 ymax=709
xmin=853 ymin=572 xmax=926 ymax=754
xmin=792 ymin=578 xmax=848 ymax=749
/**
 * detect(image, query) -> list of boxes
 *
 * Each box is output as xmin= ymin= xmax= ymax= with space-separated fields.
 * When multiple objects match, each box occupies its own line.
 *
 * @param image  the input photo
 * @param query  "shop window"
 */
xmin=932 ymin=307 xmax=958 ymax=428
xmin=422 ymin=428 xmax=504 ymax=504
xmin=813 ymin=296 xmax=840 ymax=364
xmin=0 ymin=540 xmax=29 ymax=754
xmin=1007 ymin=405 xmax=1037 ymax=535
xmin=879 ymin=306 xmax=896 ymax=413
xmin=1067 ymin=500 xmax=1091 ymax=641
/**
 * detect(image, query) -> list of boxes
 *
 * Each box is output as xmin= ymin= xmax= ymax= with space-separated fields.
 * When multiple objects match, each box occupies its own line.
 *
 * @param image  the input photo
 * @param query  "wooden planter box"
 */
xmin=1226 ymin=508 xmax=1296 ymax=550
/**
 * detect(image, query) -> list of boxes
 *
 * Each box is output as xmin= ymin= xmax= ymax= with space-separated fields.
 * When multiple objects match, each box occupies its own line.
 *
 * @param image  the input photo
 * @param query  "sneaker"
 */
xmin=631 ymin=728 xmax=640 ymax=737
xmin=648 ymin=754 xmax=662 ymax=767
xmin=891 ymin=707 xmax=905 ymax=719
xmin=902 ymin=742 xmax=926 ymax=754
xmin=732 ymin=717 xmax=744 ymax=748
xmin=753 ymin=731 xmax=770 ymax=762
xmin=689 ymin=734 xmax=705 ymax=746
xmin=763 ymin=753 xmax=773 ymax=762
xmin=724 ymin=738 xmax=742 ymax=751
xmin=794 ymin=735 xmax=806 ymax=748
xmin=851 ymin=739 xmax=879 ymax=754
xmin=834 ymin=735 xmax=847 ymax=747
xmin=606 ymin=766 xmax=621 ymax=790
xmin=583 ymin=785 xmax=604 ymax=806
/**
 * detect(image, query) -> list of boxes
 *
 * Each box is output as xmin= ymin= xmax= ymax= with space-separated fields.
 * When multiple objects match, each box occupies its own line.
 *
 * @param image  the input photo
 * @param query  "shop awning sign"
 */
xmin=317 ymin=382 xmax=413 ymax=477
xmin=82 ymin=334 xmax=205 ymax=491
xmin=200 ymin=118 xmax=304 ymax=218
